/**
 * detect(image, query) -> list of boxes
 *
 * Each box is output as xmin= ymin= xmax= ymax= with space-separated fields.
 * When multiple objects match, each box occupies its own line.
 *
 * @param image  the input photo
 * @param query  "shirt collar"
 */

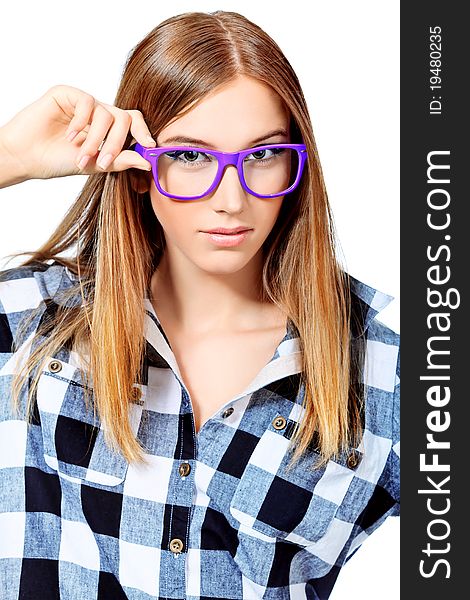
xmin=142 ymin=274 xmax=394 ymax=395
xmin=348 ymin=274 xmax=395 ymax=338
xmin=60 ymin=263 xmax=393 ymax=375
xmin=62 ymin=263 xmax=393 ymax=333
xmin=142 ymin=294 xmax=303 ymax=394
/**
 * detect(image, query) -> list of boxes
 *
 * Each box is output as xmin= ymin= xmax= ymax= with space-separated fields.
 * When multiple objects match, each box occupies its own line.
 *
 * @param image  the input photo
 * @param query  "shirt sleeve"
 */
xmin=0 ymin=266 xmax=46 ymax=362
xmin=388 ymin=345 xmax=400 ymax=515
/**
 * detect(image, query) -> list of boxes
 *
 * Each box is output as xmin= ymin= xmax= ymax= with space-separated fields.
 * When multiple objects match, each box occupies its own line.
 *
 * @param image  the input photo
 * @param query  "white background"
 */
xmin=0 ymin=1 xmax=399 ymax=598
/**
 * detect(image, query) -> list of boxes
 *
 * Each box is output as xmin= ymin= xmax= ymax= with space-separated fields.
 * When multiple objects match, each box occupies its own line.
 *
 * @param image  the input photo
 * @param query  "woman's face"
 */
xmin=147 ymin=75 xmax=290 ymax=276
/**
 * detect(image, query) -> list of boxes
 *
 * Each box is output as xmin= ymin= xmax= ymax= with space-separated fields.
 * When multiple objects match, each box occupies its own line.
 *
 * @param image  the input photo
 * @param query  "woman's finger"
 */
xmin=126 ymin=109 xmax=156 ymax=148
xmin=55 ymin=87 xmax=97 ymax=140
xmin=74 ymin=104 xmax=115 ymax=170
xmin=93 ymin=106 xmax=156 ymax=172
xmin=92 ymin=109 xmax=132 ymax=170
xmin=96 ymin=104 xmax=156 ymax=150
xmin=90 ymin=149 xmax=153 ymax=173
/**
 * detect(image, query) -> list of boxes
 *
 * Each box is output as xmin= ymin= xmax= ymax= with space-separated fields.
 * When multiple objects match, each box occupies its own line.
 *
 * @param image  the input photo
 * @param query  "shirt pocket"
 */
xmin=228 ymin=414 xmax=364 ymax=547
xmin=36 ymin=356 xmax=143 ymax=487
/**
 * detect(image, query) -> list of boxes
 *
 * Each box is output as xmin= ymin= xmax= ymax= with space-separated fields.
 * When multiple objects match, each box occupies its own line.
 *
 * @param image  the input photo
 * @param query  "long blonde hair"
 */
xmin=3 ymin=10 xmax=366 ymax=469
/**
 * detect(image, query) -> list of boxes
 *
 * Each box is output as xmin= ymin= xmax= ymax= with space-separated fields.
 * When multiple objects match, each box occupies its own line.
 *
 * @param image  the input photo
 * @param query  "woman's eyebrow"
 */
xmin=158 ymin=128 xmax=289 ymax=148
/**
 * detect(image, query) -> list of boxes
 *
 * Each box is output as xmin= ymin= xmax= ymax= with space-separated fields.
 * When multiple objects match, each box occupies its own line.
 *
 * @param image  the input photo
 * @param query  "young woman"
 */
xmin=0 ymin=10 xmax=399 ymax=600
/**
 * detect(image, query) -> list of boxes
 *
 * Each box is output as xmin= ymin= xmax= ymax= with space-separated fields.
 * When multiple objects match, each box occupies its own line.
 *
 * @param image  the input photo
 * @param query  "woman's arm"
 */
xmin=0 ymin=84 xmax=155 ymax=191
xmin=0 ymin=130 xmax=29 ymax=188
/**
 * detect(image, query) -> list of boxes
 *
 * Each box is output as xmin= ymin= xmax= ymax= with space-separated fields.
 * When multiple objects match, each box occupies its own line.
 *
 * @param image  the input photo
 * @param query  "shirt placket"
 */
xmin=159 ymin=385 xmax=196 ymax=598
xmin=143 ymin=299 xmax=303 ymax=598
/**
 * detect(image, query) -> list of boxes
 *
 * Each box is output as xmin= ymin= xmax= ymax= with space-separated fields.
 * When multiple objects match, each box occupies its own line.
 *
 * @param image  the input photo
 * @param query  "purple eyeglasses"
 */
xmin=131 ymin=142 xmax=307 ymax=201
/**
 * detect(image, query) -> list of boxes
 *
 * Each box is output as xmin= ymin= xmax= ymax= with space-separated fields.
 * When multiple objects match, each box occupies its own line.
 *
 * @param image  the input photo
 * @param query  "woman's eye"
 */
xmin=246 ymin=147 xmax=283 ymax=161
xmin=165 ymin=150 xmax=198 ymax=161
xmin=164 ymin=150 xmax=211 ymax=164
xmin=183 ymin=150 xmax=199 ymax=162
xmin=251 ymin=149 xmax=272 ymax=160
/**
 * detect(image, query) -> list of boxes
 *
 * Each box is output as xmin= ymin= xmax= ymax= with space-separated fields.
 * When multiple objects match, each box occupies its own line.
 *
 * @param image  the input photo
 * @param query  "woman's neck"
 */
xmin=150 ymin=247 xmax=284 ymax=336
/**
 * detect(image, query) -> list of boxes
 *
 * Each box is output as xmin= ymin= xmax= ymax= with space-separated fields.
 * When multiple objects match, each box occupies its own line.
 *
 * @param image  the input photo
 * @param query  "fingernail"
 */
xmin=77 ymin=155 xmax=90 ymax=170
xmin=97 ymin=153 xmax=113 ymax=170
xmin=146 ymin=135 xmax=156 ymax=146
xmin=66 ymin=129 xmax=78 ymax=142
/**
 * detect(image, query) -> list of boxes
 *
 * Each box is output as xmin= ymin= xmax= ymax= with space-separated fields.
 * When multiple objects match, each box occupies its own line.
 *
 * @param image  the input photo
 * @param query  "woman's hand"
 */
xmin=0 ymin=84 xmax=155 ymax=185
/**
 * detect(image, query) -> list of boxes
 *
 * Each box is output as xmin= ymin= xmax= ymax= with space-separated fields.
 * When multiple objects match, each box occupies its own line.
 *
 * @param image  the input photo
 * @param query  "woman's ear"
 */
xmin=128 ymin=168 xmax=152 ymax=194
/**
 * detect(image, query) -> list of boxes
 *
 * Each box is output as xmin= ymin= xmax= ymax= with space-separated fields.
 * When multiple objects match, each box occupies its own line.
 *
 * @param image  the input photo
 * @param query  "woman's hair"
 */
xmin=3 ymin=10 xmax=366 ymax=469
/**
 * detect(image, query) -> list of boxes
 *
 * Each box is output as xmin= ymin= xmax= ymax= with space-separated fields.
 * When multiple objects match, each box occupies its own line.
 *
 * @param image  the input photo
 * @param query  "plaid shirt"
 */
xmin=0 ymin=261 xmax=400 ymax=600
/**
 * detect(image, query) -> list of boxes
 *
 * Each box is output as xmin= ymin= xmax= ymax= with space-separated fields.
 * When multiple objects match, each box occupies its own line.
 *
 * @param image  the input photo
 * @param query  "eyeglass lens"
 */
xmin=156 ymin=147 xmax=299 ymax=197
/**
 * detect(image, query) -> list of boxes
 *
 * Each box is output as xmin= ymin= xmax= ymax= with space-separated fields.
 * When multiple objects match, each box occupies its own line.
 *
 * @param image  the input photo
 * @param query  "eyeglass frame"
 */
xmin=130 ymin=142 xmax=308 ymax=201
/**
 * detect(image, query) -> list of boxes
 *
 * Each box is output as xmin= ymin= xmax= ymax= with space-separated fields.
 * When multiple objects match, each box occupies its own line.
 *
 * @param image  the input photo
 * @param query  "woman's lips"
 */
xmin=201 ymin=229 xmax=252 ymax=247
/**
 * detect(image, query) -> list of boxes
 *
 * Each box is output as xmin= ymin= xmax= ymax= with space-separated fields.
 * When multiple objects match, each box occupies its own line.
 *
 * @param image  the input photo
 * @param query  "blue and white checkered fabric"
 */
xmin=0 ymin=261 xmax=399 ymax=599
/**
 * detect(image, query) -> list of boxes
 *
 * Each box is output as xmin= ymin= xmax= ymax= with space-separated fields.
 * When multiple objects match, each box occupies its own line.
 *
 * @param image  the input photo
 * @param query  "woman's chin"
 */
xmin=193 ymin=253 xmax=257 ymax=276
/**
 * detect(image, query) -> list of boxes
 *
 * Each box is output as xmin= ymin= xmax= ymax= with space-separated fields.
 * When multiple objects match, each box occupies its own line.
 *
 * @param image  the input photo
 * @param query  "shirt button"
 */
xmin=169 ymin=538 xmax=184 ymax=554
xmin=347 ymin=450 xmax=362 ymax=469
xmin=130 ymin=387 xmax=143 ymax=405
xmin=221 ymin=407 xmax=234 ymax=419
xmin=272 ymin=416 xmax=287 ymax=430
xmin=48 ymin=360 xmax=62 ymax=374
xmin=178 ymin=462 xmax=191 ymax=477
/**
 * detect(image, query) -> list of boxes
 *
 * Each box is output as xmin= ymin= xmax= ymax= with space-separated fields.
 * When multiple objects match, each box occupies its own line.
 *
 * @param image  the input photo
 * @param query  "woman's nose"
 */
xmin=210 ymin=164 xmax=246 ymax=210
